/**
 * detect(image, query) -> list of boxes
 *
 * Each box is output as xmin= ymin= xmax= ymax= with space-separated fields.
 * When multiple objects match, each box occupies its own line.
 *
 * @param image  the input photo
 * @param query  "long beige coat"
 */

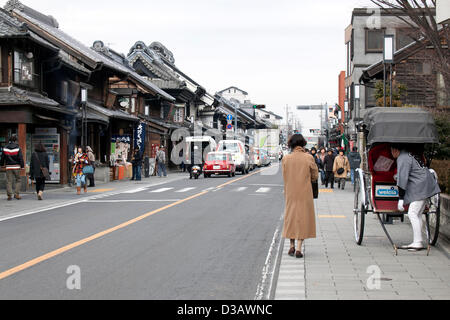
xmin=332 ymin=155 xmax=351 ymax=179
xmin=282 ymin=147 xmax=319 ymax=240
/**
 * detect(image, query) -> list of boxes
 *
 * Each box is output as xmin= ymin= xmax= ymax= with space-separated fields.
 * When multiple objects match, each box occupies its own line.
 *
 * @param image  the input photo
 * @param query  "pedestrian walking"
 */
xmin=73 ymin=147 xmax=89 ymax=195
xmin=348 ymin=147 xmax=361 ymax=185
xmin=318 ymin=147 xmax=326 ymax=185
xmin=0 ymin=135 xmax=24 ymax=200
xmin=282 ymin=134 xmax=318 ymax=258
xmin=131 ymin=148 xmax=143 ymax=181
xmin=86 ymin=146 xmax=96 ymax=187
xmin=156 ymin=145 xmax=167 ymax=177
xmin=323 ymin=149 xmax=336 ymax=189
xmin=333 ymin=148 xmax=350 ymax=190
xmin=29 ymin=143 xmax=50 ymax=200
xmin=391 ymin=145 xmax=440 ymax=251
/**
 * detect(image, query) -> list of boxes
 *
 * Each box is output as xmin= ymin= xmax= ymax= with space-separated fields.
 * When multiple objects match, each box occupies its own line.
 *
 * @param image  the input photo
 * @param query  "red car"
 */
xmin=203 ymin=152 xmax=236 ymax=178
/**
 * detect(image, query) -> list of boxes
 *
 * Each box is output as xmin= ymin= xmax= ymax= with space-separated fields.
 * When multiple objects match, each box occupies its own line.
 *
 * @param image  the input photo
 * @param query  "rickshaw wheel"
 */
xmin=353 ymin=175 xmax=365 ymax=245
xmin=424 ymin=193 xmax=440 ymax=246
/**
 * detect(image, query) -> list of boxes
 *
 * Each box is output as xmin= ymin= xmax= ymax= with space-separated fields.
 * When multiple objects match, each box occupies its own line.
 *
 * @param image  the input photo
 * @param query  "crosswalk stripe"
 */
xmin=256 ymin=187 xmax=271 ymax=193
xmin=150 ymin=187 xmax=174 ymax=193
xmin=123 ymin=187 xmax=148 ymax=194
xmin=235 ymin=187 xmax=248 ymax=192
xmin=175 ymin=187 xmax=196 ymax=193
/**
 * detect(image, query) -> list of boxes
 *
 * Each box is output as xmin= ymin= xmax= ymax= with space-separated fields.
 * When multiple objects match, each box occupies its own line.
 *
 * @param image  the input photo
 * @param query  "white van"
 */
xmin=216 ymin=140 xmax=249 ymax=174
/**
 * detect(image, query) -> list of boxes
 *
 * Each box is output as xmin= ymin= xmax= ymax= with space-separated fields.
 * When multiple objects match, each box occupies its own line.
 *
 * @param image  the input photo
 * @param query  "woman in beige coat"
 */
xmin=282 ymin=134 xmax=319 ymax=258
xmin=333 ymin=149 xmax=351 ymax=190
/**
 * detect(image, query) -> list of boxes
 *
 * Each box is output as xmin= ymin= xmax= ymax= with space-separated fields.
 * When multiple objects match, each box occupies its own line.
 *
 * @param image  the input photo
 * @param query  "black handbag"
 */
xmin=337 ymin=168 xmax=345 ymax=175
xmin=312 ymin=181 xmax=319 ymax=199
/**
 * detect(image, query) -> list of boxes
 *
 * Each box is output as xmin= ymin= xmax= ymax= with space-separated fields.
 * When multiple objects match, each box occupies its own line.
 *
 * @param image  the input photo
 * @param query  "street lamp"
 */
xmin=354 ymin=84 xmax=360 ymax=119
xmin=81 ymin=87 xmax=88 ymax=148
xmin=383 ymin=35 xmax=394 ymax=107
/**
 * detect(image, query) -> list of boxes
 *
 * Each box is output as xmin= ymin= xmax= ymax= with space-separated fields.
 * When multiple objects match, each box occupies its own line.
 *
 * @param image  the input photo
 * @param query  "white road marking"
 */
xmin=175 ymin=187 xmax=196 ymax=193
xmin=122 ymin=187 xmax=148 ymax=194
xmin=235 ymin=187 xmax=248 ymax=192
xmin=255 ymin=213 xmax=284 ymax=300
xmin=0 ymin=176 xmax=187 ymax=223
xmin=89 ymin=199 xmax=180 ymax=203
xmin=256 ymin=187 xmax=271 ymax=193
xmin=150 ymin=187 xmax=174 ymax=193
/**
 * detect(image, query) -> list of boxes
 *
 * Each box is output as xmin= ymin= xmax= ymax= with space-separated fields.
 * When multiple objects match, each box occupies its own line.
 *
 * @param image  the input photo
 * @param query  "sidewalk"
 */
xmin=0 ymin=170 xmax=187 ymax=221
xmin=274 ymin=185 xmax=450 ymax=300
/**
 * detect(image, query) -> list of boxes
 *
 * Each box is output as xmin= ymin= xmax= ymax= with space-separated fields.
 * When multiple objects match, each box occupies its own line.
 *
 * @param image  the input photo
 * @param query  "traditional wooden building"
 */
xmin=0 ymin=7 xmax=78 ymax=188
xmin=360 ymin=33 xmax=449 ymax=108
xmin=5 ymin=1 xmax=175 ymax=181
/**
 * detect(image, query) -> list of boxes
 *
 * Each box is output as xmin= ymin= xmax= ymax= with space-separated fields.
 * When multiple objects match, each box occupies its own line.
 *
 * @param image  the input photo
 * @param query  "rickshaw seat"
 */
xmin=368 ymin=143 xmax=399 ymax=212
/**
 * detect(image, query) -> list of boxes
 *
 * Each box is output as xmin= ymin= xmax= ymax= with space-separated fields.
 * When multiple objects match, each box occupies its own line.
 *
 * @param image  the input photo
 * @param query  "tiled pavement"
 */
xmin=275 ymin=185 xmax=450 ymax=300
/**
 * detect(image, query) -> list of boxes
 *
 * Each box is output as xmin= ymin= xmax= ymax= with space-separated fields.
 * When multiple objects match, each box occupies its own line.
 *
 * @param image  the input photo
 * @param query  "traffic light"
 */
xmin=253 ymin=105 xmax=266 ymax=109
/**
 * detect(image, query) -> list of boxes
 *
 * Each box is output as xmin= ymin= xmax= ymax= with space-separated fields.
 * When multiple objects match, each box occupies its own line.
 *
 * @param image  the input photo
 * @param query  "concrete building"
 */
xmin=344 ymin=8 xmax=428 ymax=137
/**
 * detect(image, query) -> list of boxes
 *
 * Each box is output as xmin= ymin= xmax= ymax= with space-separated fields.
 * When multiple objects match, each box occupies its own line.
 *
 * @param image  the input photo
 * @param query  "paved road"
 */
xmin=0 ymin=165 xmax=284 ymax=299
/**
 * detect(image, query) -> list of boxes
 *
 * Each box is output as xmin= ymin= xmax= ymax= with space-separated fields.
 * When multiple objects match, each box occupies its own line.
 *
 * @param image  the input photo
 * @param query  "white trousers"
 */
xmin=407 ymin=200 xmax=426 ymax=246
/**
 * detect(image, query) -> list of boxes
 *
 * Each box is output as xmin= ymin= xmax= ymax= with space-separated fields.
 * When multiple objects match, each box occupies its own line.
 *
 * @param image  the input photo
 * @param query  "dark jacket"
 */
xmin=30 ymin=151 xmax=50 ymax=179
xmin=0 ymin=142 xmax=24 ymax=170
xmin=132 ymin=152 xmax=143 ymax=166
xmin=324 ymin=154 xmax=336 ymax=172
xmin=348 ymin=151 xmax=361 ymax=170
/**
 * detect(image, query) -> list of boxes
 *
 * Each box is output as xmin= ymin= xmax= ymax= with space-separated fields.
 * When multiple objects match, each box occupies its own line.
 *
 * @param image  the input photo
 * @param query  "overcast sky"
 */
xmin=6 ymin=0 xmax=376 ymax=117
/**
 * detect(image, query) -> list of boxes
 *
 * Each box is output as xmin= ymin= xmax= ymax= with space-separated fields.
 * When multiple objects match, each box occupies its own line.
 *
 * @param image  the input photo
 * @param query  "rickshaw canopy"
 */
xmin=363 ymin=107 xmax=439 ymax=145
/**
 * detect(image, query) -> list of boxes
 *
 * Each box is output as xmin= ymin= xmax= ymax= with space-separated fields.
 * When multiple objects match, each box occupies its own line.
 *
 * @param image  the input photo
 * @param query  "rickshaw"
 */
xmin=353 ymin=107 xmax=441 ymax=255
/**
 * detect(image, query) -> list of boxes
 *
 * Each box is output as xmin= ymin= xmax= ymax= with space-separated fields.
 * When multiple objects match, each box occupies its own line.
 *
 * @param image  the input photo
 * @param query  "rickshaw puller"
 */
xmin=391 ymin=145 xmax=441 ymax=251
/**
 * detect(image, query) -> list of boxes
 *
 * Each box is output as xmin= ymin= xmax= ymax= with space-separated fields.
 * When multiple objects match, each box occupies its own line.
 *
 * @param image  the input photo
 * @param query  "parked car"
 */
xmin=216 ymin=140 xmax=249 ymax=175
xmin=203 ymin=152 xmax=236 ymax=178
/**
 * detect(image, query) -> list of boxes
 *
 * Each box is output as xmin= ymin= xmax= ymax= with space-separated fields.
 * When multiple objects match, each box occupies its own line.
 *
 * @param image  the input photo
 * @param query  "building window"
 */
xmin=61 ymin=81 xmax=68 ymax=104
xmin=131 ymin=97 xmax=136 ymax=113
xmin=14 ymin=50 xmax=37 ymax=88
xmin=415 ymin=62 xmax=432 ymax=75
xmin=365 ymin=85 xmax=377 ymax=108
xmin=365 ymin=29 xmax=384 ymax=53
xmin=174 ymin=107 xmax=185 ymax=123
xmin=397 ymin=28 xmax=416 ymax=49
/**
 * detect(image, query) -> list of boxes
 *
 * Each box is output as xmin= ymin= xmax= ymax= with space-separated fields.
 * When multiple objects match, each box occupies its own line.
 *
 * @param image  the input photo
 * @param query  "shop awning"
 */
xmin=86 ymin=102 xmax=139 ymax=122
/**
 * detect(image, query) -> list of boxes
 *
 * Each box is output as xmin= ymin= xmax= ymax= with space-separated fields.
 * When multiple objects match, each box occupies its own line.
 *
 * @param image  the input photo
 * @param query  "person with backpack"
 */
xmin=333 ymin=148 xmax=351 ymax=190
xmin=30 ymin=143 xmax=50 ymax=200
xmin=86 ymin=146 xmax=96 ymax=187
xmin=0 ymin=135 xmax=24 ymax=200
xmin=73 ymin=147 xmax=89 ymax=195
xmin=156 ymin=146 xmax=167 ymax=178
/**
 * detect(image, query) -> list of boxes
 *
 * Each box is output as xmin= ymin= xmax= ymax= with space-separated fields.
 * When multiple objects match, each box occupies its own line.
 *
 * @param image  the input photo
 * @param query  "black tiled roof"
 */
xmin=0 ymin=86 xmax=76 ymax=115
xmin=5 ymin=1 xmax=175 ymax=102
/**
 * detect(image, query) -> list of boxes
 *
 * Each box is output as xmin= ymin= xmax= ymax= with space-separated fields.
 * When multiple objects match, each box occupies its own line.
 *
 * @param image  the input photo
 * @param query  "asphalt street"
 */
xmin=0 ymin=165 xmax=284 ymax=299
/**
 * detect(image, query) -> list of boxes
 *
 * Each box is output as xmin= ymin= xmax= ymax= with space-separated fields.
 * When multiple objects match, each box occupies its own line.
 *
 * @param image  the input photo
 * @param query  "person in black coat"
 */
xmin=30 ymin=143 xmax=49 ymax=200
xmin=323 ymin=149 xmax=336 ymax=189
xmin=131 ymin=148 xmax=143 ymax=181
